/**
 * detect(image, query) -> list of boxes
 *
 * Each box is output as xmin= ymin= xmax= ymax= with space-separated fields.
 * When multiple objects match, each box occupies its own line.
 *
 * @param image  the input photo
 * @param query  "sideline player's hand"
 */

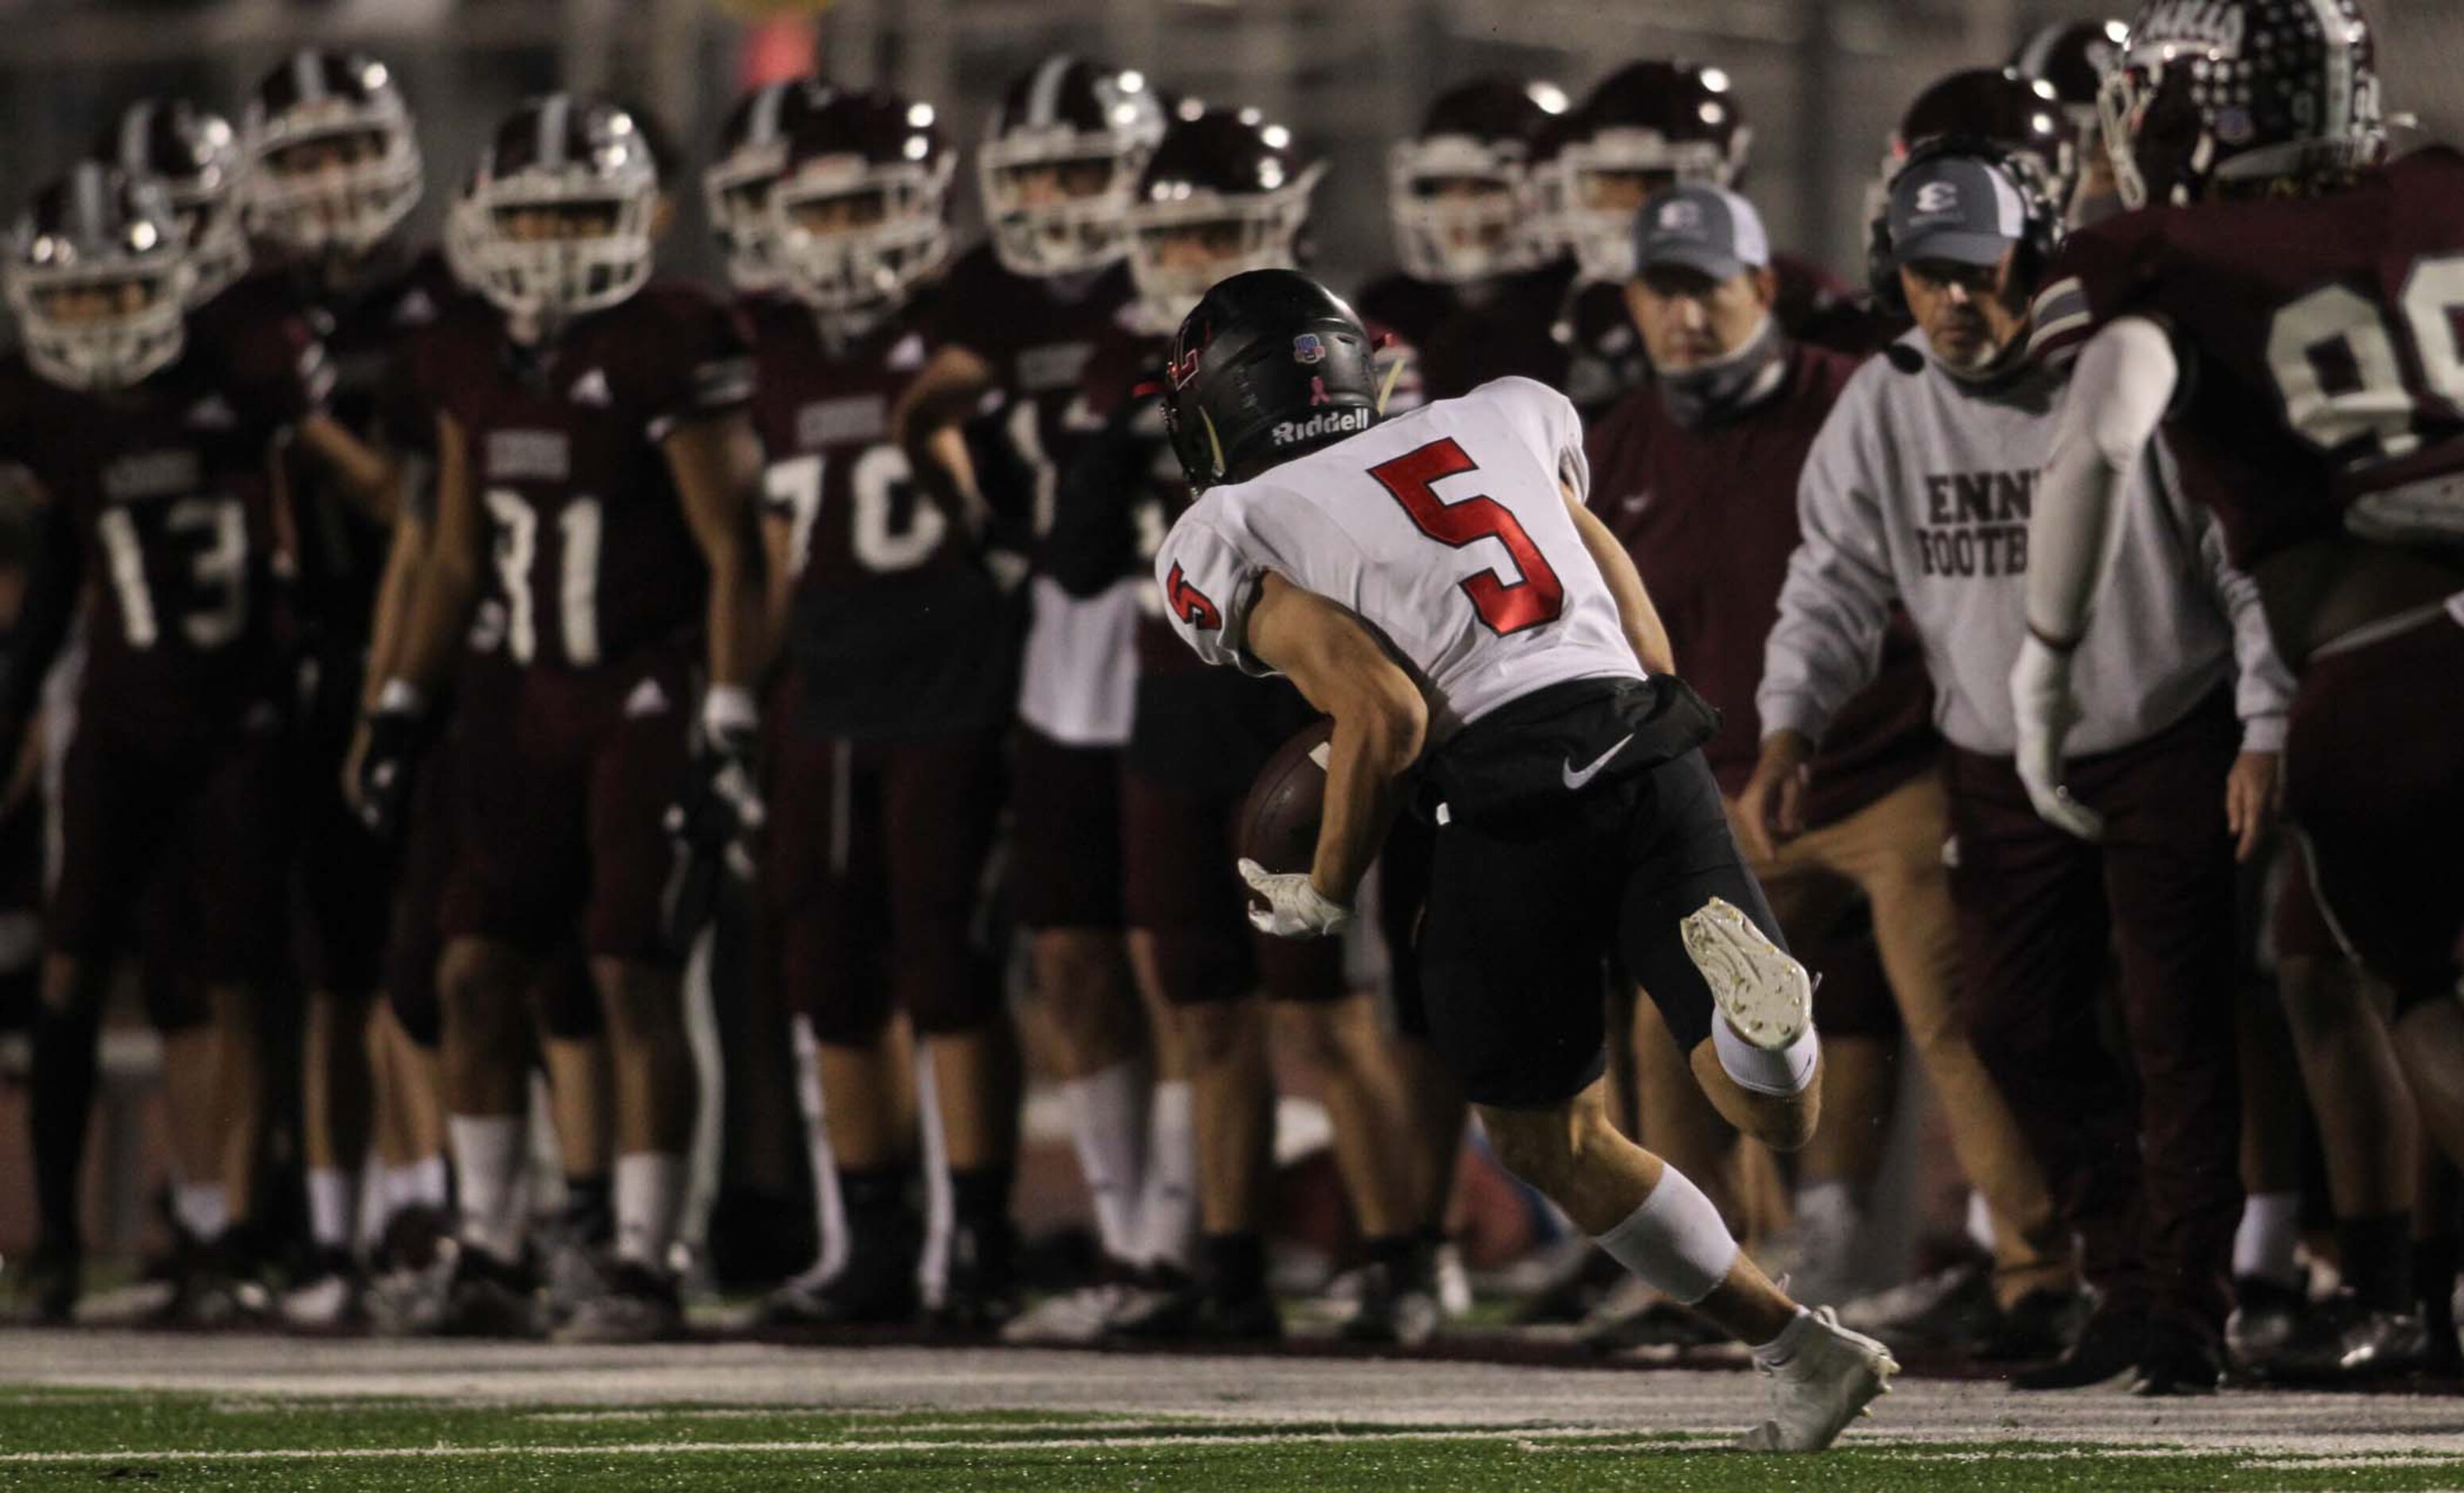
xmin=668 ymin=685 xmax=765 ymax=880
xmin=2010 ymin=634 xmax=2105 ymax=842
xmin=354 ymin=683 xmax=427 ymax=840
xmin=1736 ymin=730 xmax=1814 ymax=865
xmin=2225 ymin=749 xmax=2279 ymax=863
xmin=1238 ymin=859 xmax=1353 ymax=940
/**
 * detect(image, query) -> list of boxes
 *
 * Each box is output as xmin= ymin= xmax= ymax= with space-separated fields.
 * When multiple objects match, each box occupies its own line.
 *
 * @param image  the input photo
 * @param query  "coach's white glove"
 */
xmin=1238 ymin=859 xmax=1354 ymax=939
xmin=2010 ymin=632 xmax=2106 ymax=842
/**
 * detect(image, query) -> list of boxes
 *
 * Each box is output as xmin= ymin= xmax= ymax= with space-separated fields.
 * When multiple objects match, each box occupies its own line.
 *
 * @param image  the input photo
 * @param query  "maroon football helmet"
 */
xmin=1893 ymin=68 xmax=2072 ymax=195
xmin=766 ymin=88 xmax=953 ymax=322
xmin=94 ymin=98 xmax=246 ymax=304
xmin=706 ymin=77 xmax=835 ymax=293
xmin=1125 ymin=108 xmax=1322 ymax=331
xmin=457 ymin=94 xmax=661 ymax=330
xmin=978 ymin=56 xmax=1167 ymax=277
xmin=1532 ymin=60 xmax=1751 ymax=283
xmin=2102 ymin=0 xmax=2383 ymax=208
xmin=6 ymin=164 xmax=196 ymax=390
xmin=2010 ymin=17 xmax=2131 ymax=124
xmin=1388 ymin=77 xmax=1568 ymax=284
xmin=242 ymin=49 xmax=424 ymax=260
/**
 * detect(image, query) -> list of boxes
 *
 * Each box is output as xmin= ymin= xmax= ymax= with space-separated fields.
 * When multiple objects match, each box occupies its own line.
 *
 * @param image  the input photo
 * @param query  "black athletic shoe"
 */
xmin=2226 ymin=1274 xmax=2310 ymax=1369
xmin=555 ymin=1261 xmax=684 ymax=1344
xmin=2258 ymin=1292 xmax=2430 ymax=1383
xmin=1979 ymin=1287 xmax=2091 ymax=1363
xmin=432 ymin=1248 xmax=542 ymax=1339
xmin=1110 ymin=1281 xmax=1282 ymax=1343
xmin=1341 ymin=1258 xmax=1441 ymax=1348
xmin=934 ymin=1219 xmax=1021 ymax=1334
xmin=10 ymin=1238 xmax=80 ymax=1324
xmin=2131 ymin=1322 xmax=2223 ymax=1397
xmin=2009 ymin=1307 xmax=2144 ymax=1390
xmin=759 ymin=1256 xmax=920 ymax=1329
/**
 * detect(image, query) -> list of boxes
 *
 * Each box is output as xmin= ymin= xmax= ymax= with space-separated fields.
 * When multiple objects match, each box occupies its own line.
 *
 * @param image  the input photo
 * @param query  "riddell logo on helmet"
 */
xmin=1269 ymin=408 xmax=1371 ymax=447
xmin=2137 ymin=0 xmax=2246 ymax=55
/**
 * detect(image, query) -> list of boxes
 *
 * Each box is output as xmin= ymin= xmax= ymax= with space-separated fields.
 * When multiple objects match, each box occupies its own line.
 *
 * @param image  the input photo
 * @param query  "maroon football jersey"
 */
xmin=931 ymin=242 xmax=1139 ymax=528
xmin=2029 ymin=147 xmax=2464 ymax=568
xmin=1366 ymin=263 xmax=1574 ymax=402
xmin=424 ymin=280 xmax=754 ymax=672
xmin=746 ymin=293 xmax=1016 ymax=738
xmin=1051 ymin=322 xmax=1190 ymax=677
xmin=0 ymin=304 xmax=324 ymax=734
xmin=1586 ymin=340 xmax=1935 ymax=826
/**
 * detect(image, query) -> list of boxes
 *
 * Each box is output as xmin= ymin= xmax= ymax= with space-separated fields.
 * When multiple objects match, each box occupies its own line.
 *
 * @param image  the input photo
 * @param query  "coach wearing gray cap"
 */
xmin=1589 ymin=182 xmax=2066 ymax=1341
xmin=1741 ymin=141 xmax=2293 ymax=1394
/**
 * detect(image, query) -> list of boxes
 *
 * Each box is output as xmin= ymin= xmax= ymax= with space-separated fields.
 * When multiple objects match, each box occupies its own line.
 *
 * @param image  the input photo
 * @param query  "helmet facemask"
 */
xmin=1127 ymin=163 xmax=1322 ymax=334
xmin=704 ymin=140 xmax=788 ymax=293
xmin=245 ymin=105 xmax=423 ymax=261
xmin=1532 ymin=126 xmax=1748 ymax=284
xmin=463 ymin=168 xmax=655 ymax=332
xmin=1388 ymin=135 xmax=1534 ymax=284
xmin=768 ymin=147 xmax=951 ymax=328
xmin=981 ymin=135 xmax=1151 ymax=278
xmin=8 ymin=219 xmax=196 ymax=392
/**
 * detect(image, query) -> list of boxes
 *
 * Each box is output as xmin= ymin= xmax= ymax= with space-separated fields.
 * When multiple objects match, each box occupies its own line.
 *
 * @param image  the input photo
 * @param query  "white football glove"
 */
xmin=1238 ymin=858 xmax=1354 ymax=939
xmin=2010 ymin=632 xmax=2106 ymax=842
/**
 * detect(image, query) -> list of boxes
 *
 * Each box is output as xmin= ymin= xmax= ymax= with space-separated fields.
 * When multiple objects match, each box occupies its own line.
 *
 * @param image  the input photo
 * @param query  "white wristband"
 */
xmin=703 ymin=683 xmax=760 ymax=737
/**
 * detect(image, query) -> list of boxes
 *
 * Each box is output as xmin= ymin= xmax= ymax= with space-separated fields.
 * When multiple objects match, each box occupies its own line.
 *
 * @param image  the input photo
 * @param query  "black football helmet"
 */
xmin=242 ymin=49 xmax=424 ymax=259
xmin=6 ymin=163 xmax=196 ymax=390
xmin=765 ymin=87 xmax=953 ymax=325
xmin=1532 ymin=60 xmax=1750 ymax=283
xmin=1126 ymin=108 xmax=1323 ymax=332
xmin=1163 ymin=268 xmax=1381 ymax=490
xmin=1893 ymin=68 xmax=2072 ymax=196
xmin=2010 ymin=17 xmax=2131 ymax=126
xmin=1389 ymin=77 xmax=1567 ymax=285
xmin=95 ymin=98 xmax=246 ymax=304
xmin=706 ymin=76 xmax=835 ymax=293
xmin=979 ymin=56 xmax=1168 ymax=277
xmin=2102 ymin=0 xmax=2381 ymax=208
xmin=457 ymin=94 xmax=660 ymax=332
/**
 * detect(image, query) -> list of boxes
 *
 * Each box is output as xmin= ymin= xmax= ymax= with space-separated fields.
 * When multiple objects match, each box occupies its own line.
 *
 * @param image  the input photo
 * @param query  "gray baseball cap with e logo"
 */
xmin=1887 ymin=155 xmax=2026 ymax=268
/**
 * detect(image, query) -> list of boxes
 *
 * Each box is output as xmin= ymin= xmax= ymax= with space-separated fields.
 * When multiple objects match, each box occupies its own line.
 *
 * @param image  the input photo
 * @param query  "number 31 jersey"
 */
xmin=2027 ymin=146 xmax=2464 ymax=568
xmin=1154 ymin=376 xmax=1640 ymax=738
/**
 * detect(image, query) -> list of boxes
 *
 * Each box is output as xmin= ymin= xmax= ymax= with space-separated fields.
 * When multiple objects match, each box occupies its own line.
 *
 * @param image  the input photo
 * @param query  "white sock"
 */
xmin=306 ymin=1167 xmax=358 ymax=1252
xmin=1712 ymin=1015 xmax=1821 ymax=1096
xmin=1138 ymin=1079 xmax=1198 ymax=1271
xmin=1966 ymin=1189 xmax=1997 ymax=1256
xmin=1753 ymin=1305 xmax=1816 ymax=1367
xmin=1062 ymin=1061 xmax=1151 ymax=1264
xmin=614 ymin=1151 xmax=687 ymax=1272
xmin=172 ymin=1181 xmax=229 ymax=1244
xmin=407 ymin=1154 xmax=449 ymax=1209
xmin=447 ymin=1115 xmax=529 ymax=1262
xmin=1594 ymin=1162 xmax=1740 ymax=1306
xmin=2234 ymin=1190 xmax=2303 ymax=1286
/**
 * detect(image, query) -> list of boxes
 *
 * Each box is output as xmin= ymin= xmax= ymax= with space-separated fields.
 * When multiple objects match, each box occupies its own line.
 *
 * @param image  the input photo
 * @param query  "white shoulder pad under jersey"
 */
xmin=1153 ymin=376 xmax=1640 ymax=733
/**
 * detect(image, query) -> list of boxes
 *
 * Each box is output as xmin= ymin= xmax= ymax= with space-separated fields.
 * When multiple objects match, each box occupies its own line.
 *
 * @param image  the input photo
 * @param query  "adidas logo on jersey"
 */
xmin=185 ymin=395 xmax=237 ymax=430
xmin=623 ymin=677 xmax=671 ymax=718
xmin=1268 ymin=408 xmax=1372 ymax=448
xmin=888 ymin=332 xmax=927 ymax=372
xmin=569 ymin=367 xmax=613 ymax=406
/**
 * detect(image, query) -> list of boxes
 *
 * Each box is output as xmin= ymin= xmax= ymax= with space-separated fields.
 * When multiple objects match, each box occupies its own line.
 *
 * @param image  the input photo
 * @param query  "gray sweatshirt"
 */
xmin=1758 ymin=333 xmax=2292 ymax=759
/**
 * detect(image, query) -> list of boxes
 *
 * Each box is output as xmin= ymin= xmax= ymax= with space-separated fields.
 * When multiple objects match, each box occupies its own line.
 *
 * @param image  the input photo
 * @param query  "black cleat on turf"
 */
xmin=1342 ymin=1257 xmax=1441 ymax=1348
xmin=2257 ymin=1292 xmax=2431 ymax=1383
xmin=1978 ymin=1286 xmax=2091 ymax=1363
xmin=432 ymin=1248 xmax=542 ymax=1339
xmin=2225 ymin=1274 xmax=2310 ymax=1369
xmin=1581 ymin=1297 xmax=1727 ymax=1356
xmin=10 ymin=1238 xmax=81 ymax=1324
xmin=2009 ymin=1306 xmax=2144 ymax=1390
xmin=2130 ymin=1321 xmax=2222 ymax=1397
xmin=1109 ymin=1282 xmax=1282 ymax=1344
xmin=759 ymin=1255 xmax=921 ymax=1330
xmin=554 ymin=1261 xmax=684 ymax=1344
xmin=934 ymin=1219 xmax=1021 ymax=1335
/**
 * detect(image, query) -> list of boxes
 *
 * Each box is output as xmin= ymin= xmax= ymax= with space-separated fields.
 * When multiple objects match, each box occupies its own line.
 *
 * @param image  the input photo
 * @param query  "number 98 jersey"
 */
xmin=2027 ymin=146 xmax=2464 ymax=567
xmin=1153 ymin=376 xmax=1641 ymax=739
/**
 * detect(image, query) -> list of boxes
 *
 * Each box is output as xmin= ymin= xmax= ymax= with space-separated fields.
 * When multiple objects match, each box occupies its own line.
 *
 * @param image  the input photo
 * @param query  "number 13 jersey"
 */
xmin=2027 ymin=145 xmax=2464 ymax=568
xmin=1153 ymin=376 xmax=1640 ymax=739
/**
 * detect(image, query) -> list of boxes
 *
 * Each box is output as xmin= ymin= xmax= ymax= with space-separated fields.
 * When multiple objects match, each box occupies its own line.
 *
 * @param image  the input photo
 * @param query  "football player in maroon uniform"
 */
xmin=1532 ymin=60 xmax=1854 ymax=417
xmin=727 ymin=86 xmax=1029 ymax=1330
xmin=0 ymin=165 xmax=329 ymax=1323
xmin=894 ymin=57 xmax=1187 ymax=1324
xmin=2019 ymin=0 xmax=2464 ymax=1370
xmin=1041 ymin=108 xmax=1425 ymax=1343
xmin=236 ymin=46 xmax=466 ymax=1327
xmin=2008 ymin=17 xmax=2133 ymax=224
xmin=359 ymin=95 xmax=765 ymax=1342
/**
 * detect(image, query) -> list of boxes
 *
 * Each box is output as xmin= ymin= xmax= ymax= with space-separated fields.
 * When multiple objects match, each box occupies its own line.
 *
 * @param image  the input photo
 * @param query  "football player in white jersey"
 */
xmin=1151 ymin=269 xmax=1895 ymax=1451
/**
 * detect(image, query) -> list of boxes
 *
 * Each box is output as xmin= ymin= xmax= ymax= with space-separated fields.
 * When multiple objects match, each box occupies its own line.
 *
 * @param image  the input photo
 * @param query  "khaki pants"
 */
xmin=1732 ymin=769 xmax=2070 ymax=1307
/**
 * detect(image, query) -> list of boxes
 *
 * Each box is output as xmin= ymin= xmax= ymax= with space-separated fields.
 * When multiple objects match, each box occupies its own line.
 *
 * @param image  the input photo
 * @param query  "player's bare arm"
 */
xmin=664 ymin=407 xmax=769 ymax=692
xmin=1736 ymin=728 xmax=1814 ymax=865
xmin=296 ymin=411 xmax=401 ymax=526
xmin=890 ymin=343 xmax=996 ymax=450
xmin=1243 ymin=571 xmax=1428 ymax=911
xmin=386 ymin=410 xmax=486 ymax=700
xmin=1565 ymin=480 xmax=1675 ymax=674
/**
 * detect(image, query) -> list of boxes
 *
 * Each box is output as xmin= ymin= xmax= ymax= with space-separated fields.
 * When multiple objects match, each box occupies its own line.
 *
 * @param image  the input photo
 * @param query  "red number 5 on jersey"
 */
xmin=1369 ymin=436 xmax=1565 ymax=634
xmin=1166 ymin=562 xmax=1222 ymax=630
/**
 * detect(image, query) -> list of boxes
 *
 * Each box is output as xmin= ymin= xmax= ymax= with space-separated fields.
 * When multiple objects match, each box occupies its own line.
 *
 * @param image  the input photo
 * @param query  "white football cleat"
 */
xmin=1737 ymin=1306 xmax=1899 ymax=1452
xmin=1682 ymin=896 xmax=1812 ymax=1049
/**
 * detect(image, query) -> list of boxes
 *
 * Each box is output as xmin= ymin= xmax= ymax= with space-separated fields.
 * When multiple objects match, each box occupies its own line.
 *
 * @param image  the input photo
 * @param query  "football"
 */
xmin=1236 ymin=715 xmax=1335 ymax=875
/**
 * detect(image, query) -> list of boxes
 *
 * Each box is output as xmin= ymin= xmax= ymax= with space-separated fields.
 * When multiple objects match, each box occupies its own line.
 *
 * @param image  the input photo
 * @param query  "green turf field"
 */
xmin=3 ymin=1388 xmax=2462 ymax=1491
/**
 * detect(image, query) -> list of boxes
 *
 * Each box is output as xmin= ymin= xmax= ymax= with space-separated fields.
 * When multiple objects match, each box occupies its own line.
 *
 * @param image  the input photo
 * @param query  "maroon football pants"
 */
xmin=1944 ymin=693 xmax=2244 ymax=1344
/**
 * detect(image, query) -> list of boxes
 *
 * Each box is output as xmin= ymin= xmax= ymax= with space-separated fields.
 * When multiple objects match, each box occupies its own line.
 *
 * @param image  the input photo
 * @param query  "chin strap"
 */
xmin=1374 ymin=337 xmax=1409 ymax=415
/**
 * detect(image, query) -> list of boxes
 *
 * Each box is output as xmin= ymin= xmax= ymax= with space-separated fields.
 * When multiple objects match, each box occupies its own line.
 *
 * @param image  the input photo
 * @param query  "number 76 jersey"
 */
xmin=1153 ymin=376 xmax=1641 ymax=736
xmin=2027 ymin=146 xmax=2464 ymax=568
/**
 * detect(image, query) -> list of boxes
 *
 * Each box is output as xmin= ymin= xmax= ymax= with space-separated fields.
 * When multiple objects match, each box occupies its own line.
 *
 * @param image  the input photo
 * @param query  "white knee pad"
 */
xmin=1595 ymin=1162 xmax=1740 ymax=1305
xmin=1683 ymin=896 xmax=1820 ymax=1096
